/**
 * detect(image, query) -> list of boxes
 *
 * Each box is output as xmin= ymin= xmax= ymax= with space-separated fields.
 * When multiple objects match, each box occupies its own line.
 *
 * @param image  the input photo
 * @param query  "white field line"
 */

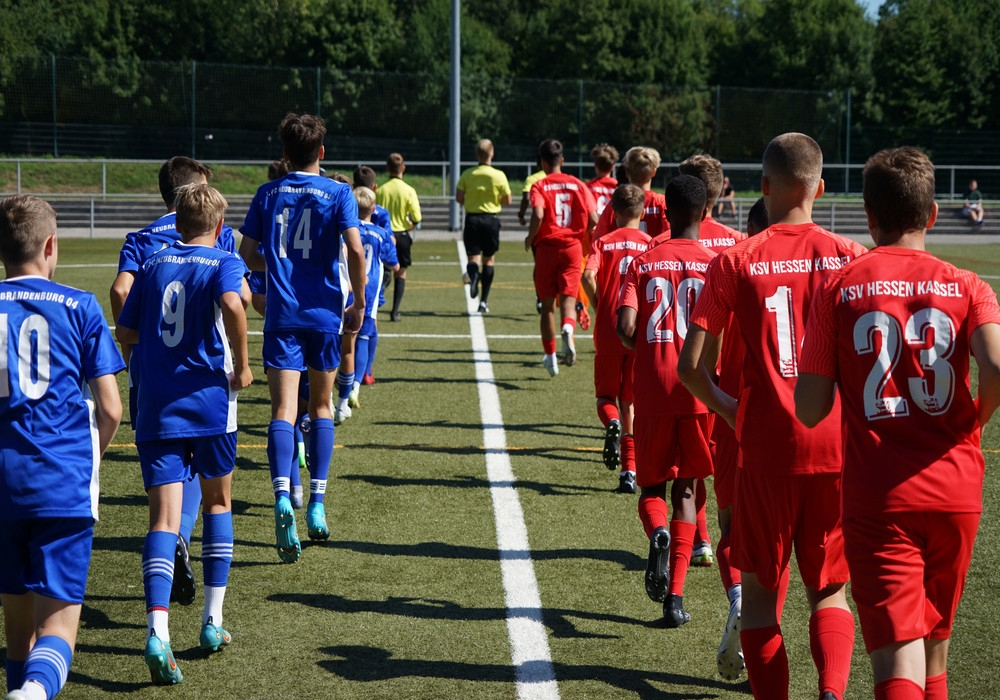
xmin=458 ymin=242 xmax=559 ymax=699
xmin=108 ymin=328 xmax=589 ymax=341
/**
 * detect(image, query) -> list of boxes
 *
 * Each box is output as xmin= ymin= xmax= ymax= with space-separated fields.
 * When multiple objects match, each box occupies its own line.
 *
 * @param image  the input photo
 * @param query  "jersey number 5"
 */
xmin=0 ymin=313 xmax=51 ymax=399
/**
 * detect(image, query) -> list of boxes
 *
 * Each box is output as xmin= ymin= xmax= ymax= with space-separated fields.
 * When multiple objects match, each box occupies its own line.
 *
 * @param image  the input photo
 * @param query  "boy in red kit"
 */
xmin=796 ymin=147 xmax=1000 ymax=700
xmin=617 ymin=175 xmax=718 ymax=628
xmin=578 ymin=143 xmax=621 ymax=330
xmin=593 ymin=147 xmax=668 ymax=241
xmin=526 ymin=138 xmax=598 ymax=376
xmin=678 ymin=133 xmax=867 ymax=700
xmin=580 ymin=184 xmax=650 ymax=493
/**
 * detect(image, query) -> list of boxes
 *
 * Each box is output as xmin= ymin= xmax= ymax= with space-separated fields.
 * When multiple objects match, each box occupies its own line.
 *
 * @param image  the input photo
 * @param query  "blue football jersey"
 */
xmin=359 ymin=221 xmax=398 ymax=320
xmin=240 ymin=171 xmax=360 ymax=333
xmin=372 ymin=204 xmax=391 ymax=234
xmin=0 ymin=277 xmax=125 ymax=520
xmin=117 ymin=211 xmax=236 ymax=275
xmin=119 ymin=243 xmax=246 ymax=441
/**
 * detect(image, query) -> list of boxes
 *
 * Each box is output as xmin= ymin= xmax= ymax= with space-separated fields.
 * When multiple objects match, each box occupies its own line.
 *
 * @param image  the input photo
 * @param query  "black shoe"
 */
xmin=390 ymin=311 xmax=401 ymax=322
xmin=603 ymin=420 xmax=621 ymax=470
xmin=477 ymin=301 xmax=489 ymax=314
xmin=616 ymin=471 xmax=636 ymax=494
xmin=820 ymin=694 xmax=840 ymax=700
xmin=469 ymin=272 xmax=480 ymax=300
xmin=645 ymin=526 xmax=670 ymax=602
xmin=170 ymin=536 xmax=196 ymax=606
xmin=663 ymin=593 xmax=691 ymax=628
xmin=535 ymin=297 xmax=542 ymax=314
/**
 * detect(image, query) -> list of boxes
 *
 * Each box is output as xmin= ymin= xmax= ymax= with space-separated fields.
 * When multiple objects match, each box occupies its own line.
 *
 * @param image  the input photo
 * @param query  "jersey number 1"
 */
xmin=0 ymin=313 xmax=51 ymax=399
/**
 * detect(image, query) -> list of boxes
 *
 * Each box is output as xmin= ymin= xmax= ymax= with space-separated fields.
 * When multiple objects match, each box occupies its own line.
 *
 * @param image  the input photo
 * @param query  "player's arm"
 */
xmin=581 ymin=269 xmax=599 ymax=313
xmin=518 ymin=193 xmax=530 ymax=226
xmin=585 ymin=210 xmax=599 ymax=240
xmin=455 ymin=188 xmax=465 ymax=206
xmin=794 ymin=374 xmax=837 ymax=428
xmin=109 ymin=270 xmax=136 ymax=364
xmin=239 ymin=277 xmax=252 ymax=309
xmin=501 ymin=193 xmax=513 ymax=206
xmin=616 ymin=306 xmax=637 ymax=350
xmin=87 ymin=373 xmax=123 ymax=456
xmin=526 ymin=205 xmax=544 ymax=251
xmin=972 ymin=322 xmax=1000 ymax=425
xmin=238 ymin=235 xmax=265 ymax=271
xmin=115 ymin=323 xmax=139 ymax=346
xmin=342 ymin=226 xmax=367 ymax=334
xmin=221 ymin=290 xmax=253 ymax=391
xmin=677 ymin=323 xmax=736 ymax=428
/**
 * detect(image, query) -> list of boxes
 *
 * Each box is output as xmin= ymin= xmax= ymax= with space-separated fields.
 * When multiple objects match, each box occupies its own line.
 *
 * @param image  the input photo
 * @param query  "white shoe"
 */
xmin=717 ymin=593 xmax=744 ymax=680
xmin=560 ymin=327 xmax=576 ymax=366
xmin=334 ymin=404 xmax=352 ymax=425
xmin=348 ymin=387 xmax=360 ymax=409
xmin=542 ymin=354 xmax=559 ymax=377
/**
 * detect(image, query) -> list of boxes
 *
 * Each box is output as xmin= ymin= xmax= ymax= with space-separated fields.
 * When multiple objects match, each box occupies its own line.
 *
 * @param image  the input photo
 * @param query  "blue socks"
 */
xmin=308 ymin=418 xmax=334 ymax=505
xmin=366 ymin=328 xmax=379 ymax=377
xmin=178 ymin=476 xmax=202 ymax=545
xmin=337 ymin=371 xmax=354 ymax=401
xmin=201 ymin=511 xmax=233 ymax=588
xmin=267 ymin=419 xmax=295 ymax=501
xmin=22 ymin=636 xmax=72 ymax=700
xmin=143 ymin=529 xmax=176 ymax=614
xmin=6 ymin=658 xmax=25 ymax=691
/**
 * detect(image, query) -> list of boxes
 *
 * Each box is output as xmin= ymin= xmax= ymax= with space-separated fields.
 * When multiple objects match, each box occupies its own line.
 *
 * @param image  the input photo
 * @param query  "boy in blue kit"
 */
xmin=1 ymin=195 xmax=124 ymax=700
xmin=110 ymin=156 xmax=237 ymax=608
xmin=333 ymin=186 xmax=399 ymax=420
xmin=239 ymin=113 xmax=366 ymax=561
xmin=116 ymin=184 xmax=252 ymax=685
xmin=353 ymin=166 xmax=391 ymax=385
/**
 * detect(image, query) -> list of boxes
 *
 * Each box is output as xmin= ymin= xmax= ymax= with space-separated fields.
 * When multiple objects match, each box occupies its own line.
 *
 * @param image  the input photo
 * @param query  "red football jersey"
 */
xmin=699 ymin=216 xmax=747 ymax=254
xmin=619 ymin=238 xmax=717 ymax=415
xmin=529 ymin=173 xmax=597 ymax=246
xmin=587 ymin=175 xmax=619 ymax=216
xmin=593 ymin=189 xmax=669 ymax=240
xmin=689 ymin=223 xmax=868 ymax=475
xmin=801 ymin=246 xmax=1000 ymax=517
xmin=585 ymin=226 xmax=652 ymax=354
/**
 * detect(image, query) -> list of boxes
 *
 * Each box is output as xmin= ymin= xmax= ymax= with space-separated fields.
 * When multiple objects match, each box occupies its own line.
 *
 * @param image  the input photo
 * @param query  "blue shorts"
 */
xmin=358 ymin=316 xmax=376 ymax=339
xmin=0 ymin=518 xmax=94 ymax=603
xmin=263 ymin=330 xmax=342 ymax=372
xmin=137 ymin=432 xmax=238 ymax=490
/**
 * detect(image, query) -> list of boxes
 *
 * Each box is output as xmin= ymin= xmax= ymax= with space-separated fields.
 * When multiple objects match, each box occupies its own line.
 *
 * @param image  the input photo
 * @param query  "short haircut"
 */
xmin=611 ymin=183 xmax=645 ymax=220
xmin=0 ymin=195 xmax=57 ymax=265
xmin=354 ymin=186 xmax=376 ymax=216
xmin=591 ymin=143 xmax=619 ymax=174
xmin=354 ymin=165 xmax=377 ymax=189
xmin=329 ymin=172 xmax=351 ymax=185
xmin=279 ymin=113 xmax=327 ymax=170
xmin=679 ymin=153 xmax=724 ymax=207
xmin=624 ymin=146 xmax=661 ymax=182
xmin=268 ymin=159 xmax=289 ymax=181
xmin=538 ymin=139 xmax=563 ymax=166
xmin=174 ymin=184 xmax=228 ymax=241
xmin=158 ymin=156 xmax=212 ymax=208
xmin=664 ymin=175 xmax=707 ymax=224
xmin=386 ymin=153 xmax=405 ymax=175
xmin=762 ymin=132 xmax=823 ymax=190
xmin=476 ymin=139 xmax=494 ymax=162
xmin=746 ymin=197 xmax=769 ymax=236
xmin=863 ymin=147 xmax=936 ymax=236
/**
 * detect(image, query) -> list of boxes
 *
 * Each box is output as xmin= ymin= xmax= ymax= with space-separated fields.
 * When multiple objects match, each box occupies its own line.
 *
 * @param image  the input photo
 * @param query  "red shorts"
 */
xmin=533 ymin=239 xmax=583 ymax=299
xmin=732 ymin=470 xmax=849 ymax=591
xmin=594 ymin=351 xmax=634 ymax=404
xmin=843 ymin=511 xmax=979 ymax=653
xmin=635 ymin=413 xmax=714 ymax=487
xmin=711 ymin=420 xmax=739 ymax=510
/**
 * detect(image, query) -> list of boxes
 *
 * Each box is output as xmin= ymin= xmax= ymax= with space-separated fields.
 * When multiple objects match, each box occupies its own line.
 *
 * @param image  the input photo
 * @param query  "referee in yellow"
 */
xmin=456 ymin=139 xmax=513 ymax=314
xmin=377 ymin=152 xmax=422 ymax=322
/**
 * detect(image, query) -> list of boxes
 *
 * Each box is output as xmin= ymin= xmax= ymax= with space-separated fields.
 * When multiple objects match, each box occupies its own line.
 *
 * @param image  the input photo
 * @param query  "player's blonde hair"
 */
xmin=762 ymin=132 xmax=823 ymax=190
xmin=0 ymin=194 xmax=57 ymax=265
xmin=476 ymin=139 xmax=494 ymax=163
xmin=679 ymin=154 xmax=725 ymax=208
xmin=863 ymin=147 xmax=936 ymax=236
xmin=624 ymin=146 xmax=660 ymax=184
xmin=354 ymin=186 xmax=376 ymax=217
xmin=174 ymin=184 xmax=228 ymax=240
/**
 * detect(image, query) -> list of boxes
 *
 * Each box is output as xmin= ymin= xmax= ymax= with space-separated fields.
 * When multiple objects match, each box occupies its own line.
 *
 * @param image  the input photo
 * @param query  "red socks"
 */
xmin=874 ymin=678 xmax=924 ymax=700
xmin=638 ymin=496 xmax=668 ymax=539
xmin=925 ymin=672 xmax=947 ymax=700
xmin=543 ymin=339 xmax=557 ymax=355
xmin=742 ymin=625 xmax=789 ymax=700
xmin=620 ymin=435 xmax=635 ymax=473
xmin=809 ymin=607 xmax=855 ymax=699
xmin=597 ymin=400 xmax=619 ymax=426
xmin=668 ymin=520 xmax=696 ymax=597
xmin=716 ymin=532 xmax=740 ymax=593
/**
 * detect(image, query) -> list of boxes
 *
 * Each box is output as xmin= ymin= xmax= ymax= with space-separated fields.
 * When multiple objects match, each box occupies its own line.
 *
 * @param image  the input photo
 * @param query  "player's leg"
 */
xmin=740 ymin=572 xmax=787 ymax=700
xmin=538 ymin=296 xmax=559 ymax=375
xmin=11 ymin=596 xmax=82 ymax=700
xmin=692 ymin=478 xmax=714 ymax=566
xmin=196 ymin=445 xmax=235 ymax=653
xmin=335 ymin=332 xmax=356 ymax=424
xmin=869 ymin=640 xmax=926 ymax=699
xmin=390 ymin=232 xmax=412 ymax=322
xmin=594 ymin=353 xmax=621 ymax=472
xmin=559 ymin=293 xmax=578 ymax=366
xmin=171 ymin=476 xmax=200 ymax=608
xmin=290 ymin=420 xmax=304 ymax=509
xmin=665 ymin=476 xmax=697 ymax=627
xmin=2 ymin=592 xmax=32 ymax=691
xmin=635 ymin=415 xmax=673 ymax=603
xmin=555 ymin=242 xmax=582 ymax=366
xmin=305 ymin=337 xmax=338 ymax=542
xmin=479 ymin=253 xmax=496 ymax=313
xmin=363 ymin=320 xmax=378 ymax=384
xmin=463 ymin=220 xmax=482 ymax=298
xmin=618 ymin=357 xmax=637 ymax=493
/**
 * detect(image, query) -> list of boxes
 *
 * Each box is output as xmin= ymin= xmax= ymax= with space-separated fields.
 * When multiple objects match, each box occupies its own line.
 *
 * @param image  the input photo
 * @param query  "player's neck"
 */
xmin=631 ymin=179 xmax=653 ymax=191
xmin=670 ymin=224 xmax=700 ymax=240
xmin=3 ymin=261 xmax=50 ymax=279
xmin=874 ymin=230 xmax=926 ymax=251
xmin=181 ymin=233 xmax=217 ymax=247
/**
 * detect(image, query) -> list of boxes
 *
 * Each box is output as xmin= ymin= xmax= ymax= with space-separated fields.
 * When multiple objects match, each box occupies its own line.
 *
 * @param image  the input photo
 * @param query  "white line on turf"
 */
xmin=458 ymin=242 xmax=559 ymax=699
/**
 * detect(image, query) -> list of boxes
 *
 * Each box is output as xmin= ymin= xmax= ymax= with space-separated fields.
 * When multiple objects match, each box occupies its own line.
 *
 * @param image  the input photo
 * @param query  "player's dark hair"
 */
xmin=611 ymin=183 xmax=645 ymax=220
xmin=863 ymin=147 xmax=936 ymax=236
xmin=591 ymin=143 xmax=619 ymax=174
xmin=329 ymin=172 xmax=351 ymax=185
xmin=268 ymin=159 xmax=289 ymax=181
xmin=746 ymin=197 xmax=769 ymax=236
xmin=158 ymin=156 xmax=212 ymax=209
xmin=279 ymin=113 xmax=327 ymax=170
xmin=0 ymin=194 xmax=57 ymax=265
xmin=386 ymin=153 xmax=405 ymax=176
xmin=538 ymin=139 xmax=563 ymax=166
xmin=354 ymin=165 xmax=377 ymax=189
xmin=665 ymin=175 xmax=707 ymax=225
xmin=679 ymin=153 xmax=725 ymax=208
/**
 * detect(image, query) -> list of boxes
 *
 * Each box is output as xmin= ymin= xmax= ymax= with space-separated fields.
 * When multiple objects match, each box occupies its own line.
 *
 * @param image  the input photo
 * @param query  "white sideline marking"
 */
xmin=458 ymin=242 xmax=559 ymax=699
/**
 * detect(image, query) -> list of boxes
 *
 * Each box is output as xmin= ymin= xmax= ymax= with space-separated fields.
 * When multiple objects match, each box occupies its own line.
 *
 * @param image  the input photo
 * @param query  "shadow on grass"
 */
xmin=81 ymin=603 xmax=145 ymax=631
xmin=370 ymin=419 xmax=595 ymax=441
xmin=338 ymin=472 xmax=607 ymax=496
xmin=315 ymin=644 xmax=751 ymax=698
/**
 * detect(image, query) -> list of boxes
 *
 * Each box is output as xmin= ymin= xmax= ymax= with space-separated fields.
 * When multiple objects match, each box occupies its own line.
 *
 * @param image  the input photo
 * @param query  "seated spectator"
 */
xmin=963 ymin=179 xmax=985 ymax=226
xmin=716 ymin=176 xmax=735 ymax=217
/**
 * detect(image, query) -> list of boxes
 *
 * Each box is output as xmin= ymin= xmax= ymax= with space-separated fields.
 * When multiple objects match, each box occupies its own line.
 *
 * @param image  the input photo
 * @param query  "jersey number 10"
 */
xmin=0 ymin=313 xmax=51 ymax=399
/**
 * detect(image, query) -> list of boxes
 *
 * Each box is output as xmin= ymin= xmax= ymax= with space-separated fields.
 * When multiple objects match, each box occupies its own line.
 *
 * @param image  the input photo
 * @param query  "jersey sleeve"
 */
xmin=529 ymin=180 xmax=545 ymax=210
xmin=117 ymin=232 xmax=140 ymax=274
xmin=240 ymin=192 xmax=264 ymax=242
xmin=798 ymin=273 xmax=840 ymax=380
xmin=214 ymin=254 xmax=248 ymax=300
xmin=218 ymin=225 xmax=238 ymax=254
xmin=407 ymin=189 xmax=422 ymax=225
xmin=689 ymin=250 xmax=739 ymax=336
xmin=592 ymin=202 xmax=613 ymax=240
xmin=585 ymin=238 xmax=601 ymax=271
xmin=967 ymin=272 xmax=1000 ymax=330
xmin=80 ymin=294 xmax=126 ymax=381
xmin=498 ymin=173 xmax=511 ymax=199
xmin=117 ymin=265 xmax=145 ymax=330
xmin=618 ymin=262 xmax=639 ymax=311
xmin=380 ymin=234 xmax=400 ymax=266
xmin=335 ymin=186 xmax=362 ymax=235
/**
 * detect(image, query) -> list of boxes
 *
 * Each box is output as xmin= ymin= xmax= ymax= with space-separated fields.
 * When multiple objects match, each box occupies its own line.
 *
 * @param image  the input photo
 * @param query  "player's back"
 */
xmin=119 ymin=212 xmax=236 ymax=274
xmin=696 ymin=222 xmax=867 ymax=474
xmin=359 ymin=221 xmax=398 ymax=318
xmin=622 ymin=238 xmax=716 ymax=414
xmin=805 ymin=246 xmax=995 ymax=516
xmin=123 ymin=243 xmax=246 ymax=441
xmin=698 ymin=216 xmax=746 ymax=255
xmin=0 ymin=276 xmax=124 ymax=519
xmin=587 ymin=175 xmax=618 ymax=216
xmin=530 ymin=172 xmax=596 ymax=244
xmin=594 ymin=189 xmax=668 ymax=240
xmin=242 ymin=171 xmax=358 ymax=333
xmin=589 ymin=226 xmax=650 ymax=354
xmin=376 ymin=177 xmax=420 ymax=233
xmin=458 ymin=165 xmax=510 ymax=214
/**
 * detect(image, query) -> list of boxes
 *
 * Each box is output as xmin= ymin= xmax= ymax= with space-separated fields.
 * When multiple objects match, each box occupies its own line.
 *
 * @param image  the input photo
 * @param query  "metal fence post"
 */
xmin=89 ymin=197 xmax=95 ymax=239
xmin=191 ymin=61 xmax=197 ymax=159
xmin=51 ymin=55 xmax=58 ymax=158
xmin=715 ymin=84 xmax=721 ymax=158
xmin=316 ymin=66 xmax=321 ymax=116
xmin=844 ymin=89 xmax=852 ymax=194
xmin=578 ymin=79 xmax=584 ymax=178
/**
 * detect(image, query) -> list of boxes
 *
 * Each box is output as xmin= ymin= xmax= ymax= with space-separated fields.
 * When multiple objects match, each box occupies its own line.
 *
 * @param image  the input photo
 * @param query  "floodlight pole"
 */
xmin=448 ymin=0 xmax=462 ymax=231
